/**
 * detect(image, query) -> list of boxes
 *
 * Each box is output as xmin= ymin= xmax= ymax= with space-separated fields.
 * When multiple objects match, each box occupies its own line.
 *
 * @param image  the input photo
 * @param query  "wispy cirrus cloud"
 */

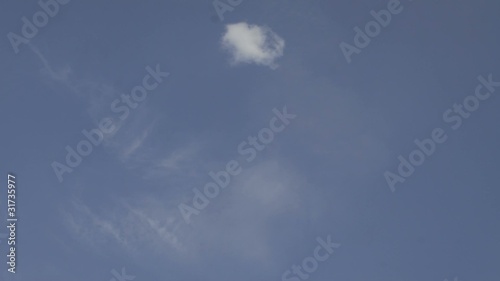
xmin=116 ymin=120 xmax=157 ymax=161
xmin=62 ymin=159 xmax=312 ymax=266
xmin=141 ymin=141 xmax=204 ymax=182
xmin=30 ymin=44 xmax=72 ymax=82
xmin=62 ymin=196 xmax=186 ymax=258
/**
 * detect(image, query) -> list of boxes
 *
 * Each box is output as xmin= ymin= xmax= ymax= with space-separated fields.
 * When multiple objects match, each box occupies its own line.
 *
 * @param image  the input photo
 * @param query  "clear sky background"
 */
xmin=1 ymin=0 xmax=500 ymax=280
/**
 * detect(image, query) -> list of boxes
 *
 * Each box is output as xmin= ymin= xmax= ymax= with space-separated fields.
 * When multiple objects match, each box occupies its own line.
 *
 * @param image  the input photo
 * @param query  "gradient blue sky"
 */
xmin=1 ymin=0 xmax=500 ymax=280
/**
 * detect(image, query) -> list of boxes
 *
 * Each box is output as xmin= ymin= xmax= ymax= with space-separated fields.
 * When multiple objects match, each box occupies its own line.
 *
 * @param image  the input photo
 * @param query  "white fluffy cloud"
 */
xmin=221 ymin=22 xmax=285 ymax=69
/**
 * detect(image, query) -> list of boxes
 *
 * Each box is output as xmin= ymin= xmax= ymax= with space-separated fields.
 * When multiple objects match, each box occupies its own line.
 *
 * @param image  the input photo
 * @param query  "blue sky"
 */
xmin=1 ymin=0 xmax=500 ymax=280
